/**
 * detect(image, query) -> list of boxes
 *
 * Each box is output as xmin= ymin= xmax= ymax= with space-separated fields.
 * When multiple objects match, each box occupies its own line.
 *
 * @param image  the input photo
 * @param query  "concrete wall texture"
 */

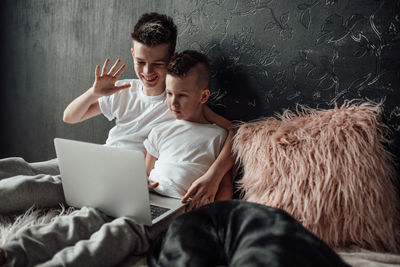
xmin=1 ymin=0 xmax=399 ymax=163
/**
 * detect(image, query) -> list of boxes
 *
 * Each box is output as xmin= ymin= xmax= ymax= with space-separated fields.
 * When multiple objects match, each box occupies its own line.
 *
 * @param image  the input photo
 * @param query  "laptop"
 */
xmin=54 ymin=138 xmax=184 ymax=226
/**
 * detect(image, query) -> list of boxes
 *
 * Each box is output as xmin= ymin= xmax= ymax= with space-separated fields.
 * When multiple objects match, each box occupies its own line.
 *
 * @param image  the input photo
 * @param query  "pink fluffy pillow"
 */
xmin=233 ymin=102 xmax=400 ymax=253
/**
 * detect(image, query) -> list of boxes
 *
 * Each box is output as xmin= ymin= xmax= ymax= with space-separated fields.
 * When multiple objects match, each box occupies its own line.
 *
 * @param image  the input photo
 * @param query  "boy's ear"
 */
xmin=131 ymin=48 xmax=135 ymax=57
xmin=200 ymin=89 xmax=210 ymax=104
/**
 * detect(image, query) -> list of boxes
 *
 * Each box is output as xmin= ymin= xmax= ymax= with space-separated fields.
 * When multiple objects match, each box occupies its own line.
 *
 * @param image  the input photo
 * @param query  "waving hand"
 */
xmin=92 ymin=58 xmax=130 ymax=97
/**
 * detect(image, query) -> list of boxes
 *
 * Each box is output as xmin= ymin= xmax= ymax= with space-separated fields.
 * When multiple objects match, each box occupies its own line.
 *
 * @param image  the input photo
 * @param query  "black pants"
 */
xmin=148 ymin=199 xmax=349 ymax=267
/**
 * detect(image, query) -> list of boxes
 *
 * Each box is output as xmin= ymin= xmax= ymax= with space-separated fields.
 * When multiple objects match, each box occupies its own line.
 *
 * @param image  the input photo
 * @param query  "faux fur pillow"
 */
xmin=233 ymin=102 xmax=400 ymax=253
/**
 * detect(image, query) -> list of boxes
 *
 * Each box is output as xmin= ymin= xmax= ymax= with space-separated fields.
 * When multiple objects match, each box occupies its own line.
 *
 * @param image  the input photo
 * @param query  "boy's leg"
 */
xmin=1 ymin=207 xmax=109 ymax=267
xmin=37 ymin=207 xmax=185 ymax=267
xmin=37 ymin=217 xmax=149 ymax=267
xmin=30 ymin=158 xmax=60 ymax=176
xmin=0 ymin=174 xmax=65 ymax=213
xmin=0 ymin=157 xmax=59 ymax=179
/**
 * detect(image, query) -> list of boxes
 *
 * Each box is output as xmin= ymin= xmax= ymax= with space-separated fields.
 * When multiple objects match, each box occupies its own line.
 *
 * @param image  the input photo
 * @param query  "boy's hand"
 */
xmin=181 ymin=173 xmax=217 ymax=211
xmin=91 ymin=58 xmax=130 ymax=97
xmin=148 ymin=179 xmax=159 ymax=189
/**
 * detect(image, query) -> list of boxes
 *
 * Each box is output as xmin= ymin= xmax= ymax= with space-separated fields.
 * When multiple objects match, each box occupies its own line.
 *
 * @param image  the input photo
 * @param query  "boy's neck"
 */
xmin=183 ymin=118 xmax=209 ymax=124
xmin=182 ymin=107 xmax=209 ymax=124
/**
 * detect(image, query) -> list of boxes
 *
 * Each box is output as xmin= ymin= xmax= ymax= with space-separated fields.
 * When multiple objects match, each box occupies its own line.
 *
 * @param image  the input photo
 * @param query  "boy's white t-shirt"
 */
xmin=98 ymin=79 xmax=174 ymax=154
xmin=143 ymin=120 xmax=227 ymax=198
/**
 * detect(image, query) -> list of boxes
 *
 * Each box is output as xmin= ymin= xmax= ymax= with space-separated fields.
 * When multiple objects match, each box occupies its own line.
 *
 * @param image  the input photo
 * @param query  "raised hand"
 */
xmin=91 ymin=58 xmax=130 ymax=97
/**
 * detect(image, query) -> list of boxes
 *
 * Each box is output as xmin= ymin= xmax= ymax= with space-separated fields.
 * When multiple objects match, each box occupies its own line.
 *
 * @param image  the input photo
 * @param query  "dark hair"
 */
xmin=131 ymin=13 xmax=177 ymax=56
xmin=167 ymin=50 xmax=211 ymax=88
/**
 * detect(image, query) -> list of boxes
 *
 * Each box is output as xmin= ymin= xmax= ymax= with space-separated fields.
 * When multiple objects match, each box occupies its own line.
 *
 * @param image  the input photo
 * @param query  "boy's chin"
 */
xmin=171 ymin=111 xmax=182 ymax=119
xmin=141 ymin=78 xmax=163 ymax=91
xmin=174 ymin=115 xmax=187 ymax=121
xmin=142 ymin=80 xmax=158 ymax=88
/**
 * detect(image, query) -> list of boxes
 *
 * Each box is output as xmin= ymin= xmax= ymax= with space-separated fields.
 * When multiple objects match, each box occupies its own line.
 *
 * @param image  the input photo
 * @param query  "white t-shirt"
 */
xmin=143 ymin=120 xmax=227 ymax=198
xmin=98 ymin=79 xmax=174 ymax=154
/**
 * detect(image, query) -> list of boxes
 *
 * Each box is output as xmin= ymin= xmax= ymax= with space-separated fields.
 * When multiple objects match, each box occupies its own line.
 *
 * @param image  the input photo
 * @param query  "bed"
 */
xmin=1 ymin=102 xmax=399 ymax=266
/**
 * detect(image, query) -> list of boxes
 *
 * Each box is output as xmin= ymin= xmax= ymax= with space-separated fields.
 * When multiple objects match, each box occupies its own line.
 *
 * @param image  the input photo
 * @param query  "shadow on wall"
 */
xmin=210 ymin=64 xmax=262 ymax=122
xmin=206 ymin=44 xmax=272 ymax=122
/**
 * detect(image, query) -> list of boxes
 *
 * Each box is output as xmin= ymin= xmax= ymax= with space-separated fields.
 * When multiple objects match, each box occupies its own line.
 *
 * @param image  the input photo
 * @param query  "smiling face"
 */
xmin=132 ymin=41 xmax=171 ymax=96
xmin=166 ymin=72 xmax=210 ymax=123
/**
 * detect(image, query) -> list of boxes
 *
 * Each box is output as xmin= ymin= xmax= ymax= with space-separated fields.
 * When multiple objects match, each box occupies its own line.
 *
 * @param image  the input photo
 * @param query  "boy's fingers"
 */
xmin=147 ymin=179 xmax=159 ymax=189
xmin=186 ymin=201 xmax=195 ymax=211
xmin=204 ymin=193 xmax=215 ymax=203
xmin=101 ymin=58 xmax=110 ymax=76
xmin=150 ymin=182 xmax=159 ymax=188
xmin=95 ymin=65 xmax=100 ymax=79
xmin=200 ymin=196 xmax=209 ymax=206
xmin=182 ymin=193 xmax=195 ymax=210
xmin=181 ymin=183 xmax=199 ymax=203
xmin=181 ymin=194 xmax=189 ymax=203
xmin=108 ymin=58 xmax=121 ymax=76
xmin=113 ymin=64 xmax=126 ymax=79
xmin=181 ymin=191 xmax=194 ymax=203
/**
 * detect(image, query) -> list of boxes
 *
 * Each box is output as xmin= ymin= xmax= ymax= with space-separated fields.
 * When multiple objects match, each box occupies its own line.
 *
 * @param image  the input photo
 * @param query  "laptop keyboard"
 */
xmin=150 ymin=205 xmax=170 ymax=220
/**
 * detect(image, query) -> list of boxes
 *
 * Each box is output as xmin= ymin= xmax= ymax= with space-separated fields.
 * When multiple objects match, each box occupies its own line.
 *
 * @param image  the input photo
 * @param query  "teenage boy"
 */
xmin=0 ymin=13 xmax=233 ymax=215
xmin=0 ymin=50 xmax=232 ymax=267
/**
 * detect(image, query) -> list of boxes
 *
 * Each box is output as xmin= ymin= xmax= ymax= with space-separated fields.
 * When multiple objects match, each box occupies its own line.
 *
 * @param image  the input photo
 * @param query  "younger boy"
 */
xmin=0 ymin=50 xmax=232 ymax=266
xmin=144 ymin=50 xmax=233 ymax=200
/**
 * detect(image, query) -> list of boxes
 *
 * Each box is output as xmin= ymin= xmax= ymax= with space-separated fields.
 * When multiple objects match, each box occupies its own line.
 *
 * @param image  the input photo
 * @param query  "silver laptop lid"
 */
xmin=54 ymin=138 xmax=152 ymax=225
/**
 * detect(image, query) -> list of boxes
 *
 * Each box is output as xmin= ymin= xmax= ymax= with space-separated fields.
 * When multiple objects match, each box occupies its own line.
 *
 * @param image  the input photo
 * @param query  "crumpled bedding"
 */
xmin=1 ymin=202 xmax=400 ymax=267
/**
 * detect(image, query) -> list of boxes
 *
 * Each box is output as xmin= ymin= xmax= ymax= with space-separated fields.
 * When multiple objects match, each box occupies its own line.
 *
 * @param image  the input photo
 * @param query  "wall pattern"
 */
xmin=0 ymin=0 xmax=399 ymax=164
xmin=172 ymin=0 xmax=400 ymax=124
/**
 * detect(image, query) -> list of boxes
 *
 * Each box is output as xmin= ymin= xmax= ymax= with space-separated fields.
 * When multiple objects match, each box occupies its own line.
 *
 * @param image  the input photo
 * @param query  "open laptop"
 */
xmin=54 ymin=138 xmax=184 ymax=226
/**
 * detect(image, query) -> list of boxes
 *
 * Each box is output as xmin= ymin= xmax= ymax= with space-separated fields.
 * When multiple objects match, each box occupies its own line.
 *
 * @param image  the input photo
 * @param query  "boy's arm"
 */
xmin=63 ymin=92 xmax=102 ymax=124
xmin=63 ymin=58 xmax=130 ymax=124
xmin=215 ymin=171 xmax=233 ymax=201
xmin=145 ymin=151 xmax=159 ymax=188
xmin=181 ymin=105 xmax=235 ymax=209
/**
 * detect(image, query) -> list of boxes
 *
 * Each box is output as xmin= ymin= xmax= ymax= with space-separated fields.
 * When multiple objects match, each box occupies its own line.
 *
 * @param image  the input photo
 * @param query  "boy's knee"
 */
xmin=0 ymin=157 xmax=29 ymax=168
xmin=0 ymin=157 xmax=26 ymax=163
xmin=0 ymin=158 xmax=35 ymax=179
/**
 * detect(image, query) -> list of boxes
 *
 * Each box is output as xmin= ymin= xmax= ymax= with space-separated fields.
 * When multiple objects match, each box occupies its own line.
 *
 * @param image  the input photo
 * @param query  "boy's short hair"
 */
xmin=167 ymin=50 xmax=211 ymax=89
xmin=131 ymin=13 xmax=177 ymax=57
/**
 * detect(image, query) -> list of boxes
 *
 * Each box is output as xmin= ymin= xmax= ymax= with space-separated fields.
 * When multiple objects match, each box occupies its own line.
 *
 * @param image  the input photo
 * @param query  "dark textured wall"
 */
xmin=1 ymin=0 xmax=399 ymax=165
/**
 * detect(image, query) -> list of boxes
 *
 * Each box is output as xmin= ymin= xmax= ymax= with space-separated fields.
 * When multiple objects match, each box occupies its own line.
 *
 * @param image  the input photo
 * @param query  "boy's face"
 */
xmin=131 ymin=41 xmax=170 ymax=94
xmin=165 ymin=73 xmax=209 ymax=122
